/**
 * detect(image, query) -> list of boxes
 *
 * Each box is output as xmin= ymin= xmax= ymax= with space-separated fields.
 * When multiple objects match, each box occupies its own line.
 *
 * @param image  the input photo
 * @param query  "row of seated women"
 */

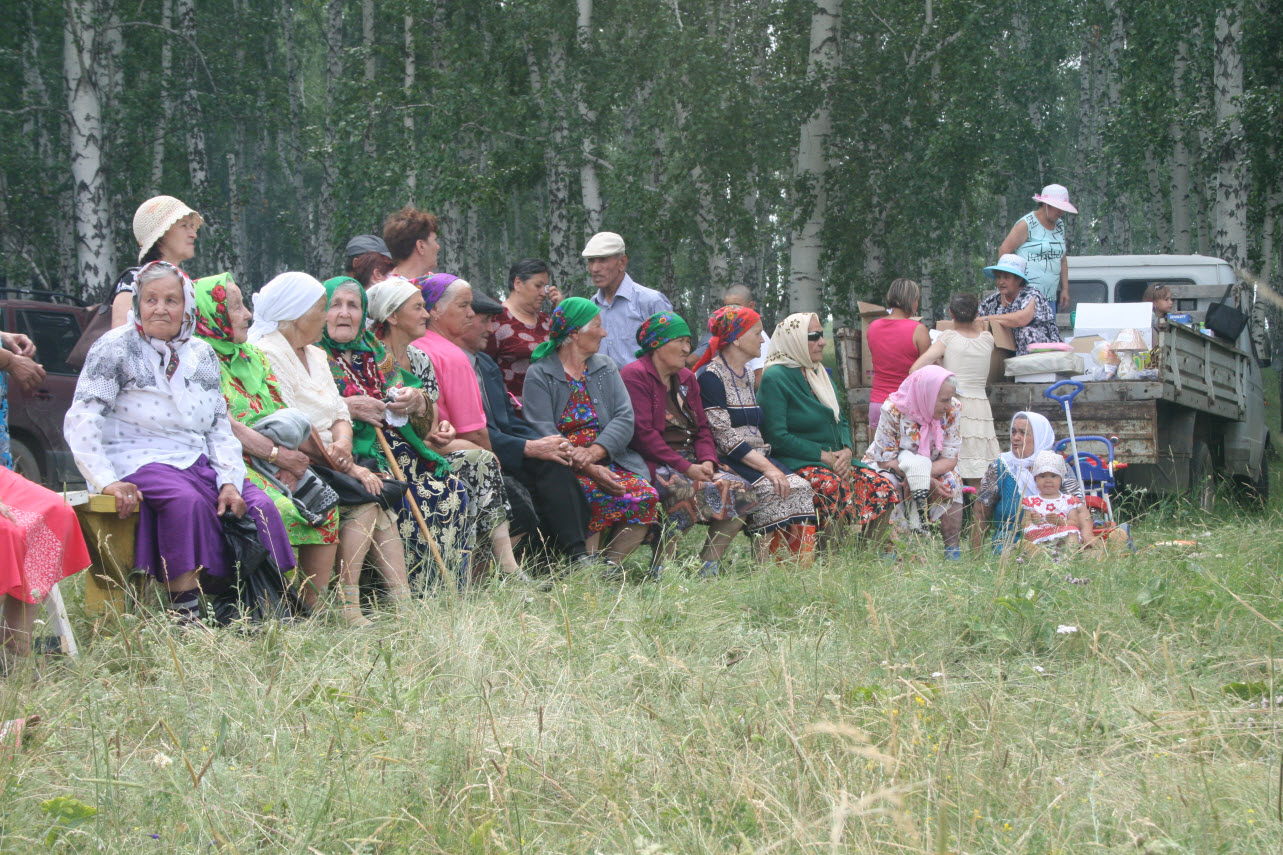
xmin=60 ymin=261 xmax=989 ymax=627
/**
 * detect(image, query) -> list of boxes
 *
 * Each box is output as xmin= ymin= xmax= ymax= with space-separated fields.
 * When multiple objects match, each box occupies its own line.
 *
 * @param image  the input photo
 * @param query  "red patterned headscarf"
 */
xmin=691 ymin=305 xmax=761 ymax=372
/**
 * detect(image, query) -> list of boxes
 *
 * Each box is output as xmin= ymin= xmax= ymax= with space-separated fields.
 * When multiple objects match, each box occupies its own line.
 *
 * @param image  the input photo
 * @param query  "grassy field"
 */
xmin=2 ymin=403 xmax=1281 ymax=851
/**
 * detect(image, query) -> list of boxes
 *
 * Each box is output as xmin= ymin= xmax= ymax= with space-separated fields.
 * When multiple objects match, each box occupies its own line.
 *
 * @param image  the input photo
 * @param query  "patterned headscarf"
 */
xmin=193 ymin=273 xmax=270 ymax=397
xmin=766 ymin=313 xmax=841 ymax=422
xmin=131 ymin=260 xmax=197 ymax=383
xmin=886 ymin=365 xmax=956 ymax=456
xmin=691 ymin=305 xmax=760 ymax=371
xmin=531 ymin=297 xmax=600 ymax=362
xmin=416 ymin=273 xmax=458 ymax=311
xmin=633 ymin=311 xmax=692 ymax=357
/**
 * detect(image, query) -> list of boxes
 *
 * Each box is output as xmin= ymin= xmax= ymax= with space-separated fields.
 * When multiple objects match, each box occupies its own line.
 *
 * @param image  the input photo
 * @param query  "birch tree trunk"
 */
xmin=362 ymin=0 xmax=375 ymax=157
xmin=149 ymin=0 xmax=174 ymax=191
xmin=1169 ymin=39 xmax=1193 ymax=254
xmin=176 ymin=0 xmax=230 ymax=271
xmin=1145 ymin=148 xmax=1170 ymax=250
xmin=786 ymin=0 xmax=841 ymax=315
xmin=404 ymin=11 xmax=417 ymax=200
xmin=576 ymin=0 xmax=602 ymax=236
xmin=526 ymin=35 xmax=573 ymax=289
xmin=1212 ymin=1 xmax=1248 ymax=269
xmin=65 ymin=0 xmax=115 ymax=299
xmin=316 ymin=0 xmax=343 ymax=273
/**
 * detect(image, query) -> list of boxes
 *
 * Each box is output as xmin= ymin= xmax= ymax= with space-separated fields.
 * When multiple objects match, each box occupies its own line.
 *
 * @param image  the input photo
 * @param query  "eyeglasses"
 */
xmin=807 ymin=331 xmax=825 ymax=341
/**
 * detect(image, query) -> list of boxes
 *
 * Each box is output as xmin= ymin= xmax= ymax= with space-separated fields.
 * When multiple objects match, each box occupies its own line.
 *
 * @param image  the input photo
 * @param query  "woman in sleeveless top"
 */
xmin=865 ymin=278 xmax=930 ymax=439
xmin=910 ymin=293 xmax=1000 ymax=484
xmin=998 ymin=183 xmax=1077 ymax=311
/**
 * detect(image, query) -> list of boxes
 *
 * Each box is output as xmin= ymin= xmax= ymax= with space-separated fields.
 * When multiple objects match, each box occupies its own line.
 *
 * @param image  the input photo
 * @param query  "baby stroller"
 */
xmin=1045 ymin=380 xmax=1133 ymax=551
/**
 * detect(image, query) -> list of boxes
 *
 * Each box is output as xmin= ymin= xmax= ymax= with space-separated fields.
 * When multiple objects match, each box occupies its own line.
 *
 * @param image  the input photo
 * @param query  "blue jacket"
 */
xmin=473 ymin=351 xmax=542 ymax=472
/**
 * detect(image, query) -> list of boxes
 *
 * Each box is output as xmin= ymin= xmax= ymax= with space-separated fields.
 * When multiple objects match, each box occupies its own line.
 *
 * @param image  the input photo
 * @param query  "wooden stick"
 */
xmin=374 ymin=427 xmax=454 ymax=591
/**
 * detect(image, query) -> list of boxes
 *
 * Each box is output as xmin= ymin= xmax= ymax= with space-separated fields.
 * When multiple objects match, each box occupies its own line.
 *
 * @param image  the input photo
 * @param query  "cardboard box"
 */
xmin=936 ymin=319 xmax=1015 ymax=388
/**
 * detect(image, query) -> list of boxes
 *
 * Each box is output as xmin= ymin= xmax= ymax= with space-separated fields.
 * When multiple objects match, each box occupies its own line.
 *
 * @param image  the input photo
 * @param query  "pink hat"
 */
xmin=1032 ymin=184 xmax=1077 ymax=214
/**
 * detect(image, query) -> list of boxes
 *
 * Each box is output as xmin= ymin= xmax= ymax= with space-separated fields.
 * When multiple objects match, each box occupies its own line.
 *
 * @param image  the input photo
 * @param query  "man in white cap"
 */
xmin=581 ymin=231 xmax=672 ymax=368
xmin=998 ymin=183 xmax=1078 ymax=312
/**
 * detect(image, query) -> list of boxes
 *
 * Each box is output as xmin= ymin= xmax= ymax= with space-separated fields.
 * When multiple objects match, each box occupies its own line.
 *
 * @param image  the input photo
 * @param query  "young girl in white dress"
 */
xmin=1021 ymin=451 xmax=1096 ymax=551
xmin=910 ymin=293 xmax=1000 ymax=485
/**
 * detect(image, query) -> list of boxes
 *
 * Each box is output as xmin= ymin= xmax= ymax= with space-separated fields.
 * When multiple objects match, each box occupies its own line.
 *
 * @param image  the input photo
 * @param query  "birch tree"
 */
xmin=64 ymin=0 xmax=114 ymax=298
xmin=1211 ymin=0 xmax=1248 ymax=269
xmin=787 ymin=0 xmax=841 ymax=315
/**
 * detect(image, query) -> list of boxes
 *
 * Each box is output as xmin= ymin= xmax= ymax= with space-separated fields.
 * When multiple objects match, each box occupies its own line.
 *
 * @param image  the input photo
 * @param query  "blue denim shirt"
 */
xmin=590 ymin=274 xmax=673 ymax=369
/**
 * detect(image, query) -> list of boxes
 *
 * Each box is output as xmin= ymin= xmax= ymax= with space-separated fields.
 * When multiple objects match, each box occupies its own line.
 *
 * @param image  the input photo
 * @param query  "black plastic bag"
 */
xmin=211 ymin=512 xmax=301 ymax=626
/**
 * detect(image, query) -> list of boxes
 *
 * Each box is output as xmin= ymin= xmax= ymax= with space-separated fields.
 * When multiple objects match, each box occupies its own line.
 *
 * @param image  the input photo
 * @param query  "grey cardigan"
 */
xmin=522 ymin=350 xmax=650 ymax=481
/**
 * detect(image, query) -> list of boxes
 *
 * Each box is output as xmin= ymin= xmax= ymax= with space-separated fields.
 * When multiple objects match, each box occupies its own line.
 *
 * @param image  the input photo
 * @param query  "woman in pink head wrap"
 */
xmin=861 ymin=365 xmax=965 ymax=558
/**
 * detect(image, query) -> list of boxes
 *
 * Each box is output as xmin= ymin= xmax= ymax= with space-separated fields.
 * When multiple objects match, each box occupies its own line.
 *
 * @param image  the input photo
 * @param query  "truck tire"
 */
xmin=7 ymin=436 xmax=43 ymax=484
xmin=1190 ymin=440 xmax=1215 ymax=513
xmin=1242 ymin=452 xmax=1270 ymax=507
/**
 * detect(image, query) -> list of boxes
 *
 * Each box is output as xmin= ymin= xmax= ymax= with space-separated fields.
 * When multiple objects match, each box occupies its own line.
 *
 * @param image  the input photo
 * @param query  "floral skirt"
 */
xmin=386 ymin=433 xmax=475 ymax=581
xmin=794 ymin=465 xmax=899 ymax=529
xmin=744 ymin=472 xmax=818 ymax=534
xmin=576 ymin=465 xmax=659 ymax=533
xmin=653 ymin=465 xmax=759 ymax=533
xmin=444 ymin=447 xmax=510 ymax=538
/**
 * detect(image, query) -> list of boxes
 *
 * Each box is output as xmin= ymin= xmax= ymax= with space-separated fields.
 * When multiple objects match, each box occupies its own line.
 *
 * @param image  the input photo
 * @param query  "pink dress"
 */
xmin=1022 ymin=492 xmax=1083 ymax=543
xmin=0 ymin=467 xmax=90 ymax=603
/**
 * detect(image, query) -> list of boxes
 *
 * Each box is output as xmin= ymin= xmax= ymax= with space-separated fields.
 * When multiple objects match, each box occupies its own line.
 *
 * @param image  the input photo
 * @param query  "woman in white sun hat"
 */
xmin=998 ymin=183 xmax=1077 ymax=312
xmin=110 ymin=195 xmax=203 ymax=328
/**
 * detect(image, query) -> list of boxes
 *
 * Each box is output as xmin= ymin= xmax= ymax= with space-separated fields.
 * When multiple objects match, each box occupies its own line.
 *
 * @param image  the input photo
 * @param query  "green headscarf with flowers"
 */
xmin=193 ymin=273 xmax=270 ymax=397
xmin=531 ymin=296 xmax=601 ymax=362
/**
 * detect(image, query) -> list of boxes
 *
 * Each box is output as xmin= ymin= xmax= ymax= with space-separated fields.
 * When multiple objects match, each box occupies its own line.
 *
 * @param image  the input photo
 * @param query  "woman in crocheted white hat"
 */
xmin=109 ymin=195 xmax=203 ymax=328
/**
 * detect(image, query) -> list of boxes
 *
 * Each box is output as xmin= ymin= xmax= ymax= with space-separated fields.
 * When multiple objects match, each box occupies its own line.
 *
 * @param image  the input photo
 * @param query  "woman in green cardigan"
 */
xmin=759 ymin=313 xmax=898 ymax=536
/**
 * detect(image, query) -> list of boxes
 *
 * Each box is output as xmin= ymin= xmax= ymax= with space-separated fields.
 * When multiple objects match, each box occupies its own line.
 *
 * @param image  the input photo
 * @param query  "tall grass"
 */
xmin=2 ymin=367 xmax=1278 ymax=851
xmin=2 ymin=496 xmax=1281 ymax=853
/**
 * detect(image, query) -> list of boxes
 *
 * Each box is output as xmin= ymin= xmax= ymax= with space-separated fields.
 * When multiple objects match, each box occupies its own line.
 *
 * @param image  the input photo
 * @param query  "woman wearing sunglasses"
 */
xmin=759 ymin=313 xmax=898 ymax=543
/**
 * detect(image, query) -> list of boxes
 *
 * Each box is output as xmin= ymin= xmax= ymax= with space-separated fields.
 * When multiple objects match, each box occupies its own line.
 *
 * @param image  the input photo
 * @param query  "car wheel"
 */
xmin=7 ymin=435 xmax=43 ymax=483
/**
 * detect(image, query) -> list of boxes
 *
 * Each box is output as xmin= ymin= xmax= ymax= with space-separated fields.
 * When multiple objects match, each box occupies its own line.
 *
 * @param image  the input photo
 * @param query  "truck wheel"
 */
xmin=1244 ymin=453 xmax=1270 ymax=507
xmin=7 ymin=436 xmax=44 ymax=484
xmin=1190 ymin=441 xmax=1216 ymax=513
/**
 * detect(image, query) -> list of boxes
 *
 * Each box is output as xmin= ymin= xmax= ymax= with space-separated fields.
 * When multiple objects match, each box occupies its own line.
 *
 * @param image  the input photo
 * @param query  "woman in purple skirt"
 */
xmin=65 ymin=261 xmax=294 ymax=619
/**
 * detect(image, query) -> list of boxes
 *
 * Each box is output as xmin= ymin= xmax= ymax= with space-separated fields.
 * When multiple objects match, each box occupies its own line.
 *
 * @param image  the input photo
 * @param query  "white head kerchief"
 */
xmin=247 ymin=272 xmax=326 ymax=343
xmin=999 ymin=410 xmax=1055 ymax=498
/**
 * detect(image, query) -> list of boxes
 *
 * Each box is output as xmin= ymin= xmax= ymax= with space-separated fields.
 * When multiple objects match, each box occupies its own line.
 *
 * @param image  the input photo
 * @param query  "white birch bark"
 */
xmin=525 ymin=36 xmax=573 ymax=288
xmin=362 ymin=0 xmax=375 ymax=157
xmin=1169 ymin=39 xmax=1193 ymax=254
xmin=576 ymin=0 xmax=602 ymax=235
xmin=1145 ymin=148 xmax=1170 ymax=250
xmin=403 ymin=12 xmax=416 ymax=199
xmin=786 ymin=0 xmax=841 ymax=315
xmin=316 ymin=0 xmax=343 ymax=273
xmin=65 ymin=0 xmax=115 ymax=299
xmin=150 ymin=0 xmax=174 ymax=191
xmin=1212 ymin=2 xmax=1248 ymax=269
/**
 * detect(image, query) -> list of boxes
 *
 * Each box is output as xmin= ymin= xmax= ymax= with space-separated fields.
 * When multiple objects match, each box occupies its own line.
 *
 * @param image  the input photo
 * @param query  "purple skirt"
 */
xmin=125 ymin=455 xmax=296 ymax=585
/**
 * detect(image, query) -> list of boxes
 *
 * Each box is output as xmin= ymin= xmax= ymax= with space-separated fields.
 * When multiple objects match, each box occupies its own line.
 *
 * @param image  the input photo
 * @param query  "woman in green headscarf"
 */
xmin=191 ymin=273 xmax=340 ymax=587
xmin=319 ymin=276 xmax=477 ymax=583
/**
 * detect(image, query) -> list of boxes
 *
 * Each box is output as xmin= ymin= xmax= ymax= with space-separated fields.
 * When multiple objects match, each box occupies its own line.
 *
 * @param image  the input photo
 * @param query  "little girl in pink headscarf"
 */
xmin=884 ymin=366 xmax=956 ymax=532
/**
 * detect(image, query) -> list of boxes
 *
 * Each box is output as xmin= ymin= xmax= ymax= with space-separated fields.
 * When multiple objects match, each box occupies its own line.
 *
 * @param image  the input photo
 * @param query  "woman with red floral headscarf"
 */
xmin=695 ymin=306 xmax=818 ymax=559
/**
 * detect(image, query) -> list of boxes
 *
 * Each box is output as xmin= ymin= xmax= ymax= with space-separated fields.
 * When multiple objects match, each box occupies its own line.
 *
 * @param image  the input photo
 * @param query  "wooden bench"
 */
xmin=65 ymin=492 xmax=148 ymax=618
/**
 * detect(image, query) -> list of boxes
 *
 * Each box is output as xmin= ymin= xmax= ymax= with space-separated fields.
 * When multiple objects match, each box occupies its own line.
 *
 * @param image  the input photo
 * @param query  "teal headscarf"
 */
xmin=320 ymin=276 xmax=381 ymax=356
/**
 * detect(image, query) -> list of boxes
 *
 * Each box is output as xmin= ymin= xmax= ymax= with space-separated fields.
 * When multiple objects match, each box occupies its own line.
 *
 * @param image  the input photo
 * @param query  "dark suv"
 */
xmin=1 ymin=290 xmax=89 ymax=486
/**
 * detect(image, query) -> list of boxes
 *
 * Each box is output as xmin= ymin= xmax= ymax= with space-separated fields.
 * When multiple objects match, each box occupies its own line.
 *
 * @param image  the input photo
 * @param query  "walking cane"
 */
xmin=374 ymin=426 xmax=454 ymax=591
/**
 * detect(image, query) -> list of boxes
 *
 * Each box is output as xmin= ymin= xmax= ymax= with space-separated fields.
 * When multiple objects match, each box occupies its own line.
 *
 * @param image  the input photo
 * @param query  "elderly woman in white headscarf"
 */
xmin=65 ymin=261 xmax=294 ymax=620
xmin=971 ymin=411 xmax=1081 ymax=553
xmin=251 ymin=272 xmax=409 ymax=626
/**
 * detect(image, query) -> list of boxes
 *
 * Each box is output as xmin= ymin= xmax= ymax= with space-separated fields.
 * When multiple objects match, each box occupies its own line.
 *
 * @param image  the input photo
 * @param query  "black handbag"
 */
xmin=312 ymin=458 xmax=409 ymax=511
xmin=1204 ymin=283 xmax=1248 ymax=343
xmin=211 ymin=512 xmax=301 ymax=626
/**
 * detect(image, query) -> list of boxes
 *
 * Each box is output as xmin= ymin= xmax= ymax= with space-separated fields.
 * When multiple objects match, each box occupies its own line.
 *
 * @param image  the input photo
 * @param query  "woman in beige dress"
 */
xmin=910 ymin=293 xmax=1000 ymax=485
